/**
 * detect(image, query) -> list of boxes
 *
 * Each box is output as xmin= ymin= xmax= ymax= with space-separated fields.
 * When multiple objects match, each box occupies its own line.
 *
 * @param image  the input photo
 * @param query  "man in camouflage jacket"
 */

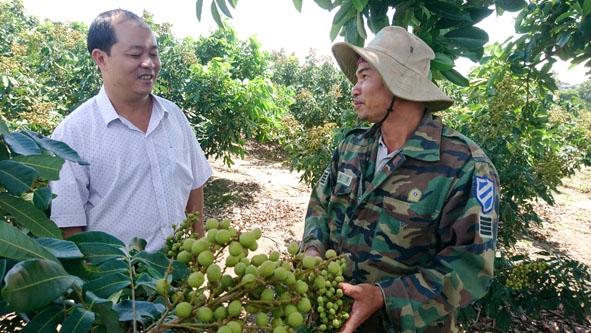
xmin=301 ymin=26 xmax=499 ymax=332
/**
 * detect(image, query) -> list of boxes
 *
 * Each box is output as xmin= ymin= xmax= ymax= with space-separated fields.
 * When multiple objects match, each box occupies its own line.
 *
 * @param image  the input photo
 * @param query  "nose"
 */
xmin=140 ymin=56 xmax=155 ymax=68
xmin=351 ymin=81 xmax=361 ymax=96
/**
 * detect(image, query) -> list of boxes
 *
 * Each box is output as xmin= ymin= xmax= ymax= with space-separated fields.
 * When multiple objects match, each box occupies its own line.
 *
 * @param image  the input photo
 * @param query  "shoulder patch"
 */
xmin=475 ymin=175 xmax=495 ymax=214
xmin=319 ymin=167 xmax=330 ymax=186
xmin=337 ymin=171 xmax=352 ymax=187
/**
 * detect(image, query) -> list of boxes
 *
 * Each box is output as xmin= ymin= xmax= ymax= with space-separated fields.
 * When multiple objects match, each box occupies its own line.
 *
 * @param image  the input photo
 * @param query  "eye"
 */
xmin=128 ymin=54 xmax=141 ymax=59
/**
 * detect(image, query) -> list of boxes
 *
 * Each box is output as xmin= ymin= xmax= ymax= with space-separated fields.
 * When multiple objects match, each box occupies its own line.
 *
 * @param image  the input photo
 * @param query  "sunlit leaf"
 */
xmin=12 ymin=155 xmax=64 ymax=180
xmin=293 ymin=0 xmax=302 ymax=12
xmin=3 ymin=132 xmax=40 ymax=156
xmin=195 ymin=0 xmax=203 ymax=21
xmin=36 ymin=238 xmax=84 ymax=259
xmin=23 ymin=131 xmax=88 ymax=165
xmin=214 ymin=0 xmax=233 ymax=18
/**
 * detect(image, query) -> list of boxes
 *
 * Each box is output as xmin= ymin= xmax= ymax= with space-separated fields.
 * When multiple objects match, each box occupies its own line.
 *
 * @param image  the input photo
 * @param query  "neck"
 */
xmin=380 ymin=100 xmax=425 ymax=153
xmin=108 ymin=93 xmax=153 ymax=132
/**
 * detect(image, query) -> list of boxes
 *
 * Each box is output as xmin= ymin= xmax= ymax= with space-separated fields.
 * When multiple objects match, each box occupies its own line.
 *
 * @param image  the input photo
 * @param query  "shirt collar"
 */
xmin=367 ymin=112 xmax=442 ymax=163
xmin=401 ymin=112 xmax=442 ymax=162
xmin=96 ymin=86 xmax=168 ymax=128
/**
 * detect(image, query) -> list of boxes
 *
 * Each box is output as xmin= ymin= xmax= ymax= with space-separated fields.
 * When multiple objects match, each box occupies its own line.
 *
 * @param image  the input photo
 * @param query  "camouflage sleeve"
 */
xmin=301 ymin=148 xmax=340 ymax=256
xmin=378 ymin=156 xmax=499 ymax=331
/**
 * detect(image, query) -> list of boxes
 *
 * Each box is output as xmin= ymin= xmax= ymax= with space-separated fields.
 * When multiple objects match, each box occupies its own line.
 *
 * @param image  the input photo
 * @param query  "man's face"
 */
xmin=99 ymin=18 xmax=161 ymax=99
xmin=352 ymin=62 xmax=395 ymax=122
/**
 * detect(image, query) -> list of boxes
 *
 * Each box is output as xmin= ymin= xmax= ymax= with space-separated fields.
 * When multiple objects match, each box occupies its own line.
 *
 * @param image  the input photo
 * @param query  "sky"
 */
xmin=20 ymin=0 xmax=589 ymax=85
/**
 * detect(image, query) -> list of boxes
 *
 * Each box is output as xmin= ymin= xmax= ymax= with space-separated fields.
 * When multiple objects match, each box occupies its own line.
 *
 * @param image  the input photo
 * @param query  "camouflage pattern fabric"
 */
xmin=302 ymin=112 xmax=499 ymax=332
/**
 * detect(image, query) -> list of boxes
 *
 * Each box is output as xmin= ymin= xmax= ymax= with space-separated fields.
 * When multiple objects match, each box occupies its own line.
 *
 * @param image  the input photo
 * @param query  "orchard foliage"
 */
xmin=1 ymin=0 xmax=591 ymax=330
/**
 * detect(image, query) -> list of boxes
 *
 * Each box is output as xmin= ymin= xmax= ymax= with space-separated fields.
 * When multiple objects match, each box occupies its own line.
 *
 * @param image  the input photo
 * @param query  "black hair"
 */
xmin=86 ymin=9 xmax=145 ymax=56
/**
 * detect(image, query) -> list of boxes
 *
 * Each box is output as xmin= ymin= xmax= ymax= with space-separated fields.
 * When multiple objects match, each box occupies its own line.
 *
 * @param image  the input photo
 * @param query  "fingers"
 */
xmin=304 ymin=246 xmax=322 ymax=257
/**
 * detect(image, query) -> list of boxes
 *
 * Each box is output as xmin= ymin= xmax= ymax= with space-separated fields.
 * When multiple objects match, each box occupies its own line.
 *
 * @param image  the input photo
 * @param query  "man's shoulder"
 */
xmin=341 ymin=127 xmax=371 ymax=142
xmin=57 ymin=97 xmax=100 ymax=127
xmin=152 ymin=95 xmax=182 ymax=113
xmin=441 ymin=125 xmax=488 ymax=160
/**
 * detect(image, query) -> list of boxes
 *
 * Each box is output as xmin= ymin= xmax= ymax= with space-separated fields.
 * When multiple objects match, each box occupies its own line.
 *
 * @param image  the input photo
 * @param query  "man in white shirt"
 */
xmin=50 ymin=9 xmax=212 ymax=252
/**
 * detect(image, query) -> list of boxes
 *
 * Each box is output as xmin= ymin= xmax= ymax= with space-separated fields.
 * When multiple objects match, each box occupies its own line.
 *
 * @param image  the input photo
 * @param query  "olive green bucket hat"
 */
xmin=332 ymin=26 xmax=454 ymax=111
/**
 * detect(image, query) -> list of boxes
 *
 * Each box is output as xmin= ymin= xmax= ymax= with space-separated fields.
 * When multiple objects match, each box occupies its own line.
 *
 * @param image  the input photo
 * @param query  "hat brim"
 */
xmin=332 ymin=42 xmax=454 ymax=112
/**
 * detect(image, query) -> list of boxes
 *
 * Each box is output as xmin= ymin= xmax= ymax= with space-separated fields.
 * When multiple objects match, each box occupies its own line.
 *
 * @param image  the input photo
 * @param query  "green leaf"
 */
xmin=132 ymin=251 xmax=190 ymax=280
xmin=0 ymin=119 xmax=9 ymax=137
xmin=440 ymin=68 xmax=470 ymax=87
xmin=0 ymin=160 xmax=37 ymax=195
xmin=356 ymin=11 xmax=367 ymax=39
xmin=0 ymin=194 xmax=62 ymax=239
xmin=444 ymin=27 xmax=489 ymax=50
xmin=1 ymin=259 xmax=74 ymax=313
xmin=112 ymin=300 xmax=165 ymax=324
xmin=314 ymin=0 xmax=333 ymax=10
xmin=129 ymin=237 xmax=147 ymax=252
xmin=84 ymin=292 xmax=124 ymax=333
xmin=36 ymin=238 xmax=84 ymax=259
xmin=431 ymin=52 xmax=455 ymax=71
xmin=20 ymin=305 xmax=63 ymax=333
xmin=214 ymin=0 xmax=233 ymax=18
xmin=97 ymin=259 xmax=129 ymax=275
xmin=330 ymin=23 xmax=342 ymax=42
xmin=585 ymin=0 xmax=591 ymax=16
xmin=195 ymin=0 xmax=203 ymax=21
xmin=23 ymin=131 xmax=88 ymax=165
xmin=332 ymin=0 xmax=353 ymax=25
xmin=0 ymin=221 xmax=58 ymax=262
xmin=67 ymin=231 xmax=126 ymax=248
xmin=77 ymin=242 xmax=127 ymax=264
xmin=32 ymin=186 xmax=53 ymax=210
xmin=351 ymin=0 xmax=367 ymax=12
xmin=426 ymin=1 xmax=472 ymax=22
xmin=12 ymin=155 xmax=65 ymax=180
xmin=211 ymin=0 xmax=223 ymax=27
xmin=60 ymin=306 xmax=95 ymax=333
xmin=131 ymin=251 xmax=171 ymax=278
xmin=496 ymin=0 xmax=526 ymax=12
xmin=293 ymin=0 xmax=303 ymax=12
xmin=83 ymin=272 xmax=131 ymax=299
xmin=3 ymin=132 xmax=40 ymax=155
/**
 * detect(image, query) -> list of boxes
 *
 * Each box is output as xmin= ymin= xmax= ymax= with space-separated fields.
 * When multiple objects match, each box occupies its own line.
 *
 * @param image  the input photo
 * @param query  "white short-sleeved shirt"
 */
xmin=50 ymin=86 xmax=213 ymax=251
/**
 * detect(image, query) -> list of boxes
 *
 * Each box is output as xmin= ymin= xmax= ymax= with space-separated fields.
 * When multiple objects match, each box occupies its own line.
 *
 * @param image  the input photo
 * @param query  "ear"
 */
xmin=91 ymin=49 xmax=107 ymax=71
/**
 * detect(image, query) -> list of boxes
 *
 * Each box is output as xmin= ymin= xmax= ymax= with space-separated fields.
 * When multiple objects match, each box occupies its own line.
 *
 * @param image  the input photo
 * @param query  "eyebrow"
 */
xmin=356 ymin=66 xmax=371 ymax=76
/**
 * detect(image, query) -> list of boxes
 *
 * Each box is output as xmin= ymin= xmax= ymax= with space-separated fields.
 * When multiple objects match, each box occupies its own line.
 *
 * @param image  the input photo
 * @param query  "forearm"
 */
xmin=61 ymin=226 xmax=85 ymax=239
xmin=186 ymin=187 xmax=205 ymax=237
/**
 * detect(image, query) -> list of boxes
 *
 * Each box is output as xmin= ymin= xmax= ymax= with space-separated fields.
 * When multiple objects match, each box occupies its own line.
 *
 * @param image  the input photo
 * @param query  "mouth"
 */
xmin=138 ymin=74 xmax=154 ymax=80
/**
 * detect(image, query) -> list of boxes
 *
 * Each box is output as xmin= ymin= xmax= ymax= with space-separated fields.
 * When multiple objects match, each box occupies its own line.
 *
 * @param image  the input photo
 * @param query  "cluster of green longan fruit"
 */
xmin=504 ymin=259 xmax=549 ymax=291
xmin=154 ymin=217 xmax=352 ymax=332
xmin=299 ymin=248 xmax=352 ymax=331
xmin=164 ymin=212 xmax=201 ymax=259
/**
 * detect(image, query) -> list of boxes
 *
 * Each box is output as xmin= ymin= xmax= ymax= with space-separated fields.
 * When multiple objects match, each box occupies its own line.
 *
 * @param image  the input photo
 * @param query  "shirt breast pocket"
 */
xmin=373 ymin=196 xmax=440 ymax=261
xmin=167 ymin=147 xmax=192 ymax=186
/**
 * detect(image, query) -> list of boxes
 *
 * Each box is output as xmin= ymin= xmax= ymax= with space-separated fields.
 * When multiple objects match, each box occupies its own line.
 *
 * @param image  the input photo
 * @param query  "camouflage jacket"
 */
xmin=302 ymin=113 xmax=499 ymax=332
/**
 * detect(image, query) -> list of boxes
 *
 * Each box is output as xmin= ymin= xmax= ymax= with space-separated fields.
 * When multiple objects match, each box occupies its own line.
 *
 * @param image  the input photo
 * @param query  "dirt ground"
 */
xmin=204 ymin=141 xmax=591 ymax=332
